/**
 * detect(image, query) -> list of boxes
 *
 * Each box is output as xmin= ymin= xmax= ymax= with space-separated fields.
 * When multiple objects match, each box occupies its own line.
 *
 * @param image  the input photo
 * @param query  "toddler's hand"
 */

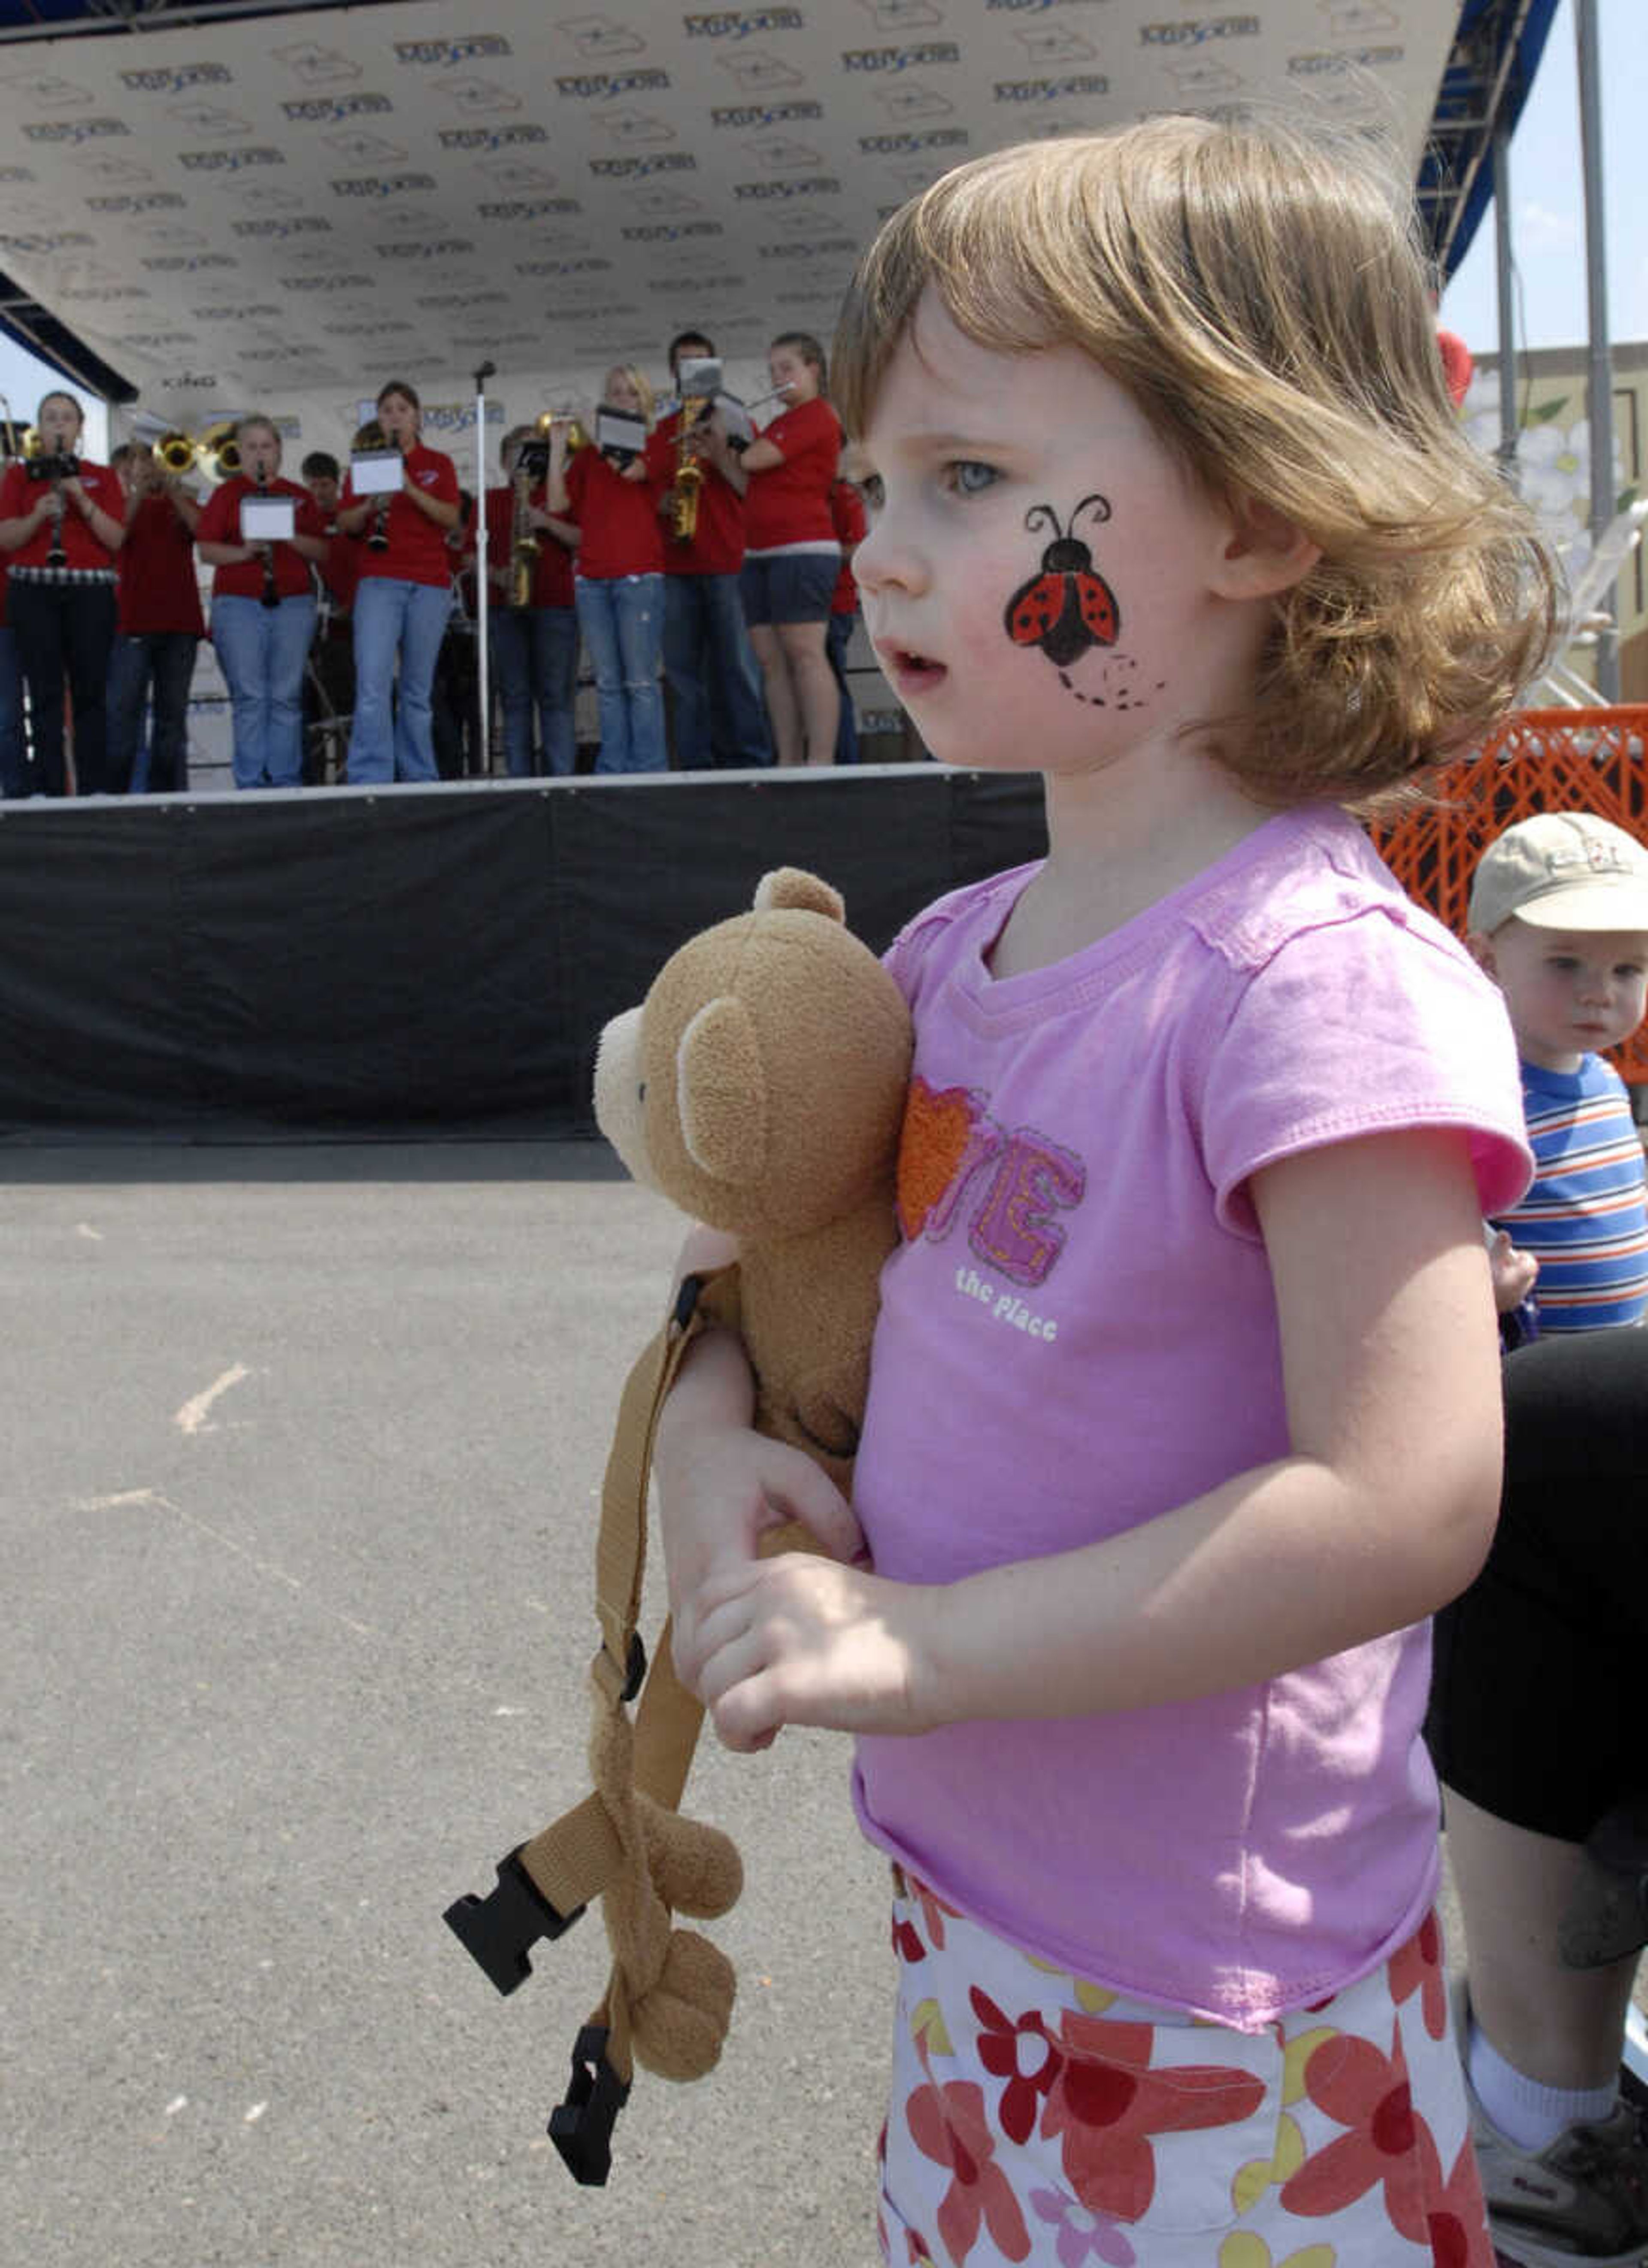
xmin=681 ymin=1553 xmax=941 ymax=1753
xmin=658 ymin=1421 xmax=864 ymax=1688
xmin=1487 ymin=1229 xmax=1539 ymax=1313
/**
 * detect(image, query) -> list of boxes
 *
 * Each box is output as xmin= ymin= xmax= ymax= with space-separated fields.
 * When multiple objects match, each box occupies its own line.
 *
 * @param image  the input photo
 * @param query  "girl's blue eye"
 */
xmin=859 ymin=473 xmax=885 ymax=510
xmin=950 ymin=460 xmax=999 ymax=496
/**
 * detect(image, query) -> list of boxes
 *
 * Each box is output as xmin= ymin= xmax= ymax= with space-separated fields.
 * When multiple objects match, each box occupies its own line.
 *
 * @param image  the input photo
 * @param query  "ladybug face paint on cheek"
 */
xmin=1005 ymin=495 xmax=1120 ymax=674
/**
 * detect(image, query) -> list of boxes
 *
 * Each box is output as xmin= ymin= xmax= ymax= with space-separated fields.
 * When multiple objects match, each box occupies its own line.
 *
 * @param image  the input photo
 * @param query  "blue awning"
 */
xmin=1418 ymin=0 xmax=1564 ymax=282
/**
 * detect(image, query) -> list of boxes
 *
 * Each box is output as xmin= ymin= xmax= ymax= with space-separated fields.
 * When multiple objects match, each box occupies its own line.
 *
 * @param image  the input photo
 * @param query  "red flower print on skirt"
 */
xmin=1039 ymin=2010 xmax=1266 ymax=2223
xmin=972 ymin=1988 xmax=1063 ymax=2146
xmin=1415 ymin=2120 xmax=1497 ymax=2268
xmin=907 ymin=2075 xmax=1032 ymax=2265
xmin=1387 ymin=1912 xmax=1449 ymax=2042
xmin=1279 ymin=2019 xmax=1431 ymax=2240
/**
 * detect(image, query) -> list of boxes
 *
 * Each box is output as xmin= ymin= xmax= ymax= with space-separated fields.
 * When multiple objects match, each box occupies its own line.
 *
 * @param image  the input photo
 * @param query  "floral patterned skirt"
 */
xmin=878 ymin=1868 xmax=1494 ymax=2268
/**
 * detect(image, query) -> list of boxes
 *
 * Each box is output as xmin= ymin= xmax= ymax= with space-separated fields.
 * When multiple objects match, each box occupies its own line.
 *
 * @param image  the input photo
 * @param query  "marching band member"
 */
xmin=300 ymin=450 xmax=360 ymax=784
xmin=645 ymin=330 xmax=769 ymax=770
xmin=107 ymin=440 xmax=203 ymax=795
xmin=195 ymin=415 xmax=327 ymax=791
xmin=548 ymin=365 xmax=666 ymax=775
xmin=733 ymin=332 xmax=844 ymax=767
xmin=485 ymin=423 xmax=581 ymax=777
xmin=335 ymin=379 xmax=460 ymax=785
xmin=0 ymin=389 xmax=126 ymax=796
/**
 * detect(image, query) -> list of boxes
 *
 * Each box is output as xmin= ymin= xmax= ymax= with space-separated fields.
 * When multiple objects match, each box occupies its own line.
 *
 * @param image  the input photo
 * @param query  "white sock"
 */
xmin=1467 ymin=2019 xmax=1618 ymax=2151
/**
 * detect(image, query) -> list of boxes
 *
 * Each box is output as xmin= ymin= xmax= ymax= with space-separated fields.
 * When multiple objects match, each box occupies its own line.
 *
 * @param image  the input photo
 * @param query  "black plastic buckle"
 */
xmin=548 ymin=2023 xmax=631 ymax=2186
xmin=673 ymin=1270 xmax=706 ymax=1331
xmin=621 ymin=1628 xmax=647 ymax=1704
xmin=442 ymin=1846 xmax=585 ymax=1995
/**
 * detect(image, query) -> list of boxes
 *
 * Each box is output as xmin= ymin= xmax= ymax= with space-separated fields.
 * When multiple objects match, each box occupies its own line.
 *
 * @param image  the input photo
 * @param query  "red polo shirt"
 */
xmin=0 ymin=457 xmax=123 ymax=570
xmin=483 ymin=484 xmax=576 ymax=608
xmin=342 ymin=441 xmax=460 ymax=590
xmin=196 ymin=475 xmax=323 ymax=602
xmin=742 ymin=396 xmax=841 ymax=552
xmin=562 ymin=446 xmax=664 ymax=581
xmin=644 ymin=412 xmax=747 ymax=577
xmin=117 ymin=491 xmax=205 ymax=636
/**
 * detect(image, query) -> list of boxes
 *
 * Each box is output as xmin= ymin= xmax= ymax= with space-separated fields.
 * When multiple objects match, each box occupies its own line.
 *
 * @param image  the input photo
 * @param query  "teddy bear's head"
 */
xmin=594 ymin=869 xmax=912 ymax=1244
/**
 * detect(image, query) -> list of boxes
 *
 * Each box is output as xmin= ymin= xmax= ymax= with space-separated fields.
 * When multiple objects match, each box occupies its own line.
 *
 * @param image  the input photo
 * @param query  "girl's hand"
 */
xmin=682 ymin=1553 xmax=941 ymax=1752
xmin=658 ymin=1412 xmax=862 ymax=1658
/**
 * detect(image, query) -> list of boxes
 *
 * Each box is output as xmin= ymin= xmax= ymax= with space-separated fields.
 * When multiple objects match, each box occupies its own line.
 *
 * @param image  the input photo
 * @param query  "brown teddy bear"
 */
xmin=448 ymin=868 xmax=912 ymax=2183
xmin=594 ymin=864 xmax=913 ymax=1494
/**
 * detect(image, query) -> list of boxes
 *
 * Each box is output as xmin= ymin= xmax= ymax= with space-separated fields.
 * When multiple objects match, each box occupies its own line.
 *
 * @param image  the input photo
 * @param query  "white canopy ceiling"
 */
xmin=0 ymin=0 xmax=1460 ymax=460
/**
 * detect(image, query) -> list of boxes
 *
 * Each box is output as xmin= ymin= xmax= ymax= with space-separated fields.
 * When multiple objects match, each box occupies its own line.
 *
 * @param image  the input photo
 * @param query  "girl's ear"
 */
xmin=1212 ymin=497 xmax=1321 ymax=601
xmin=1464 ymin=929 xmax=1497 ymax=979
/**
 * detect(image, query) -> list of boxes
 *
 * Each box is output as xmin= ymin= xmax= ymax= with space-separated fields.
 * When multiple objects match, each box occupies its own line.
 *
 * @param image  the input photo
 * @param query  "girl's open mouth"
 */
xmin=884 ymin=646 xmax=947 ymax=694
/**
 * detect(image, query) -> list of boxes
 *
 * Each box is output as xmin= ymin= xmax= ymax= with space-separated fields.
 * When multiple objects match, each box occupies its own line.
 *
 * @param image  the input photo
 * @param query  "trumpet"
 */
xmin=506 ymin=413 xmax=565 ymax=609
xmin=153 ymin=429 xmax=200 ymax=477
xmin=202 ymin=421 xmax=242 ymax=481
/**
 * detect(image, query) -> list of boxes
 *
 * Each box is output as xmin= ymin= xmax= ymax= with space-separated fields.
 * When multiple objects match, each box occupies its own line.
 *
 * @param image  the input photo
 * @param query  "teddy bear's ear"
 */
xmin=677 ymin=996 xmax=766 ymax=1183
xmin=753 ymin=867 xmax=844 ymax=925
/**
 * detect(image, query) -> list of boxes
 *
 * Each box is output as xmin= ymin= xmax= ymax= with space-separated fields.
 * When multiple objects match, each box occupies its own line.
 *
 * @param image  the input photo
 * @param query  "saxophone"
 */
xmin=667 ymin=389 xmax=709 ymax=545
xmin=509 ymin=451 xmax=539 ymax=610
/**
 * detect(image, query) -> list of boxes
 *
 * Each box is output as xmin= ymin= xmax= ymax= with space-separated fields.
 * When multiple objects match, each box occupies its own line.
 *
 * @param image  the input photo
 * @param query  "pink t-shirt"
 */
xmin=851 ymin=804 xmax=1531 ymax=2030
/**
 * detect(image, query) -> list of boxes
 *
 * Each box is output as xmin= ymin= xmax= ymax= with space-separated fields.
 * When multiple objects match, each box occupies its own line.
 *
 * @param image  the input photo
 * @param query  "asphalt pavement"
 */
xmin=2 ymin=1143 xmax=891 ymax=2268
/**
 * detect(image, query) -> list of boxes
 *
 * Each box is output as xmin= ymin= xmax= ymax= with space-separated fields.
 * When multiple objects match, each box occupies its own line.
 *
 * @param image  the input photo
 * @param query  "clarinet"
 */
xmin=256 ymin=462 xmax=279 ymax=610
xmin=45 ymin=477 xmax=67 ymax=570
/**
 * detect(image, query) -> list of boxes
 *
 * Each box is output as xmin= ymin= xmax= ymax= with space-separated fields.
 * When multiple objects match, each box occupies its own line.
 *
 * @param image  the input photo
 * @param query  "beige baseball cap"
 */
xmin=1467 ymin=811 xmax=1648 ymax=935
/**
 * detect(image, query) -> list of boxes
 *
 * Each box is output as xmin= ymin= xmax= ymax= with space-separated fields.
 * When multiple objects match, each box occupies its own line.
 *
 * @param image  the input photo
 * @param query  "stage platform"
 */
xmin=0 ymin=765 xmax=1045 ymax=1146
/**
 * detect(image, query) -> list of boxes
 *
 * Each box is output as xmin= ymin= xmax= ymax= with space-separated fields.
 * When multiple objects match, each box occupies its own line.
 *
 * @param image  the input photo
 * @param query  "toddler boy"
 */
xmin=1467 ymin=811 xmax=1648 ymax=1332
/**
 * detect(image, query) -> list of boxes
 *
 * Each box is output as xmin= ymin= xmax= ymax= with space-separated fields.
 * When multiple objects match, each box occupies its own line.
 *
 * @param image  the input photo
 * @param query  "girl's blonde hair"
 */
xmin=606 ymin=364 xmax=655 ymax=430
xmin=833 ymin=116 xmax=1557 ymax=807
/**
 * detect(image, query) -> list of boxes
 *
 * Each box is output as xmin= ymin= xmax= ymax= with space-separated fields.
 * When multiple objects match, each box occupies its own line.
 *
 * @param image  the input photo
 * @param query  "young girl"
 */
xmin=0 ymin=389 xmax=126 ymax=796
xmin=737 ymin=330 xmax=845 ymax=766
xmin=336 ymin=379 xmax=460 ymax=785
xmin=195 ymin=416 xmax=327 ymax=791
xmin=550 ymin=365 xmax=666 ymax=775
xmin=655 ymin=118 xmax=1556 ymax=2267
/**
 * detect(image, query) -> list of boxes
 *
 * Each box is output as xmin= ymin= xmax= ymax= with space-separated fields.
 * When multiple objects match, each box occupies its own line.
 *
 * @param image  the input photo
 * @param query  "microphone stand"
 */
xmin=472 ymin=360 xmax=495 ymax=780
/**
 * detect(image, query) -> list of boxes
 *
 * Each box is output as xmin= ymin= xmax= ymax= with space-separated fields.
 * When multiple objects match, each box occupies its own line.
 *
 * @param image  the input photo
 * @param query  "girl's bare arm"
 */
xmin=682 ymin=1129 xmax=1503 ymax=1750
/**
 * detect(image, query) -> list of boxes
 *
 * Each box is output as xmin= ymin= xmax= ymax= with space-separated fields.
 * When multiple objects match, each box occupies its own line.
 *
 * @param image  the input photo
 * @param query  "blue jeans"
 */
xmin=212 ymin=594 xmax=316 ymax=789
xmin=107 ymin=630 xmax=199 ymax=794
xmin=0 ymin=621 xmax=24 ymax=798
xmin=574 ymin=572 xmax=665 ymax=775
xmin=348 ymin=576 xmax=451 ymax=784
xmin=662 ymin=570 xmax=771 ymax=770
xmin=489 ymin=603 xmax=579 ymax=776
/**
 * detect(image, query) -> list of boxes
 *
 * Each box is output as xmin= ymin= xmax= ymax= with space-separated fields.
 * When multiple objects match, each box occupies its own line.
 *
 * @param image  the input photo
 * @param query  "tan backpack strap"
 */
xmin=444 ymin=1265 xmax=742 ymax=1993
xmin=591 ymin=1264 xmax=741 ymax=1708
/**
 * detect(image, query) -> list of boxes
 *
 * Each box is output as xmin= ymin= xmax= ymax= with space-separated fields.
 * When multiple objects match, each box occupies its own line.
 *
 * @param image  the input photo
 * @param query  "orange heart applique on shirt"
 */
xmin=897 ymin=1076 xmax=977 ymax=1241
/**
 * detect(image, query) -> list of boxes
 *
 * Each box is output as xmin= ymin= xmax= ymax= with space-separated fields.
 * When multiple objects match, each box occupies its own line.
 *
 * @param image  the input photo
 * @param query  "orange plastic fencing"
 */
xmin=1369 ymin=706 xmax=1648 ymax=1085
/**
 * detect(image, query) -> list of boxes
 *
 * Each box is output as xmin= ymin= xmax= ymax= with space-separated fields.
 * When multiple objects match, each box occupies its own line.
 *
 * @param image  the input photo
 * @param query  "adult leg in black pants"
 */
xmin=8 ymin=579 xmax=69 ymax=795
xmin=10 ymin=580 xmax=118 ymax=795
xmin=1427 ymin=1329 xmax=1648 ymax=2268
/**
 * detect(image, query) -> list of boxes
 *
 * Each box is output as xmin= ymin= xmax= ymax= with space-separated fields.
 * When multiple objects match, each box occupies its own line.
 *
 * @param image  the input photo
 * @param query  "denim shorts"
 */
xmin=740 ymin=550 xmax=839 ymax=626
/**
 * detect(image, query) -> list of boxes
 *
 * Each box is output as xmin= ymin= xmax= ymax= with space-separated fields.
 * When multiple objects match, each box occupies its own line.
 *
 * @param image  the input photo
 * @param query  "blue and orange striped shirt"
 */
xmin=1495 ymin=1056 xmax=1648 ymax=1331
